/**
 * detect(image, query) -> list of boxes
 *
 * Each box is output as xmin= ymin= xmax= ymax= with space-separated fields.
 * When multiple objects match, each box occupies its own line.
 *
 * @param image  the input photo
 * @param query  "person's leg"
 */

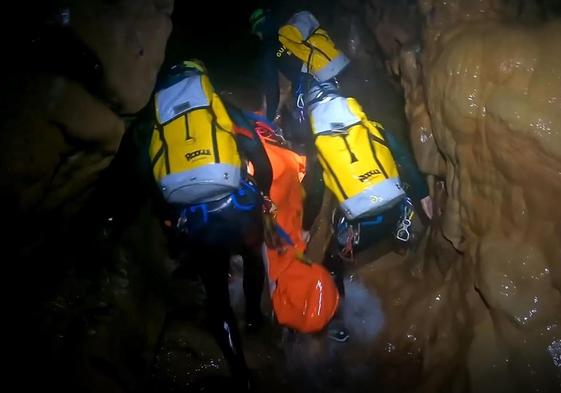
xmin=302 ymin=156 xmax=325 ymax=232
xmin=197 ymin=246 xmax=252 ymax=389
xmin=324 ymin=237 xmax=346 ymax=299
xmin=228 ymin=181 xmax=266 ymax=333
xmin=324 ymin=237 xmax=350 ymax=342
xmin=240 ymin=245 xmax=265 ymax=332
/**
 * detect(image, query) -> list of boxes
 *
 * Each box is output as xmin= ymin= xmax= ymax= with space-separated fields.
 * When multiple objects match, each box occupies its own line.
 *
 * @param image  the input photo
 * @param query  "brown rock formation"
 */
xmin=70 ymin=0 xmax=174 ymax=113
xmin=1 ymin=1 xmax=174 ymax=391
xmin=282 ymin=1 xmax=561 ymax=391
xmin=263 ymin=2 xmax=560 ymax=391
xmin=2 ymin=0 xmax=173 ymax=240
xmin=364 ymin=0 xmax=561 ymax=391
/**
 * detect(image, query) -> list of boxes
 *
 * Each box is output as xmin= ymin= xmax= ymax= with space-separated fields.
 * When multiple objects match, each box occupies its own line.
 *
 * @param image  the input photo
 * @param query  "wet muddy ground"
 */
xmin=151 ymin=231 xmax=423 ymax=392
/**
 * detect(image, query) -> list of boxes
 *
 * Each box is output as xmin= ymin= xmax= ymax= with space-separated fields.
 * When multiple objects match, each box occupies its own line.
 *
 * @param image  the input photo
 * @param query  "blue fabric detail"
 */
xmin=360 ymin=215 xmax=384 ymax=226
xmin=240 ymin=178 xmax=258 ymax=193
xmin=230 ymin=180 xmax=259 ymax=212
xmin=231 ymin=193 xmax=255 ymax=211
xmin=179 ymin=203 xmax=208 ymax=232
xmin=275 ymin=224 xmax=294 ymax=246
xmin=191 ymin=204 xmax=208 ymax=225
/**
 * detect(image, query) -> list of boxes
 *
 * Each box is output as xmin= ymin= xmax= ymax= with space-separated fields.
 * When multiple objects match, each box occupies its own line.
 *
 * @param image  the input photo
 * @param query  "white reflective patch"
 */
xmin=310 ymin=97 xmax=361 ymax=134
xmin=288 ymin=11 xmax=320 ymax=40
xmin=156 ymin=74 xmax=209 ymax=124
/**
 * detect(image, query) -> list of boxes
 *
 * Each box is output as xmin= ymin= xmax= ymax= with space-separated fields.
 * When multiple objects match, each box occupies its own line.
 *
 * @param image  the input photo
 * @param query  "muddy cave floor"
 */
xmin=152 ymin=237 xmax=411 ymax=393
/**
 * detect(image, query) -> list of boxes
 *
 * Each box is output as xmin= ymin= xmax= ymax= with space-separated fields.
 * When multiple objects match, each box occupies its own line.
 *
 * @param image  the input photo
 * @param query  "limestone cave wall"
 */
xmin=291 ymin=0 xmax=561 ymax=391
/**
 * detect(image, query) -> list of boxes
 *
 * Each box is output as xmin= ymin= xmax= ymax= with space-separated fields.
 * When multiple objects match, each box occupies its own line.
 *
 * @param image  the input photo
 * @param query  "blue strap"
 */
xmin=360 ymin=215 xmax=384 ymax=226
xmin=178 ymin=203 xmax=209 ymax=233
xmin=274 ymin=224 xmax=294 ymax=246
xmin=240 ymin=178 xmax=258 ymax=193
xmin=231 ymin=180 xmax=258 ymax=211
xmin=190 ymin=204 xmax=209 ymax=225
xmin=231 ymin=193 xmax=255 ymax=211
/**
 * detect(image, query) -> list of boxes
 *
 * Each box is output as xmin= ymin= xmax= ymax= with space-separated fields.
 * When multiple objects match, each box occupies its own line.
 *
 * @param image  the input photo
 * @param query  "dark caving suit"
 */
xmin=302 ymin=82 xmax=430 ymax=341
xmin=146 ymin=61 xmax=274 ymax=390
xmin=253 ymin=10 xmax=349 ymax=150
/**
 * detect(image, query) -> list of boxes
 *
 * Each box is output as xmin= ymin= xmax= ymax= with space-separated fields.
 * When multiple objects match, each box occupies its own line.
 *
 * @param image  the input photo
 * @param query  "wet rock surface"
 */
xmin=2 ymin=1 xmax=174 ymax=392
xmin=70 ymin=0 xmax=174 ymax=113
xmin=250 ymin=1 xmax=561 ymax=392
xmin=327 ymin=0 xmax=561 ymax=392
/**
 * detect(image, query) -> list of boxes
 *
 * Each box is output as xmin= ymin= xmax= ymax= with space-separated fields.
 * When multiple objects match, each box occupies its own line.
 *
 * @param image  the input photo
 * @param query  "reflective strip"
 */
xmin=159 ymin=164 xmax=241 ymax=204
xmin=339 ymin=178 xmax=405 ymax=220
xmin=310 ymin=96 xmax=361 ymax=134
xmin=287 ymin=11 xmax=319 ymax=39
xmin=156 ymin=74 xmax=209 ymax=124
xmin=313 ymin=53 xmax=350 ymax=82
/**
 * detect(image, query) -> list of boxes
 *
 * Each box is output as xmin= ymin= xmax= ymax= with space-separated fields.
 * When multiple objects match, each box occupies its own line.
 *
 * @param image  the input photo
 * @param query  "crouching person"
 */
xmin=304 ymin=81 xmax=433 ymax=342
xmin=149 ymin=60 xmax=275 ymax=390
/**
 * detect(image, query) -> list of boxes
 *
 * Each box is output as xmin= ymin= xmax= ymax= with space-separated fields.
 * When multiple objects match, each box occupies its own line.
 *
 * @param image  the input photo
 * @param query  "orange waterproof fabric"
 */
xmin=263 ymin=140 xmax=307 ymax=280
xmin=254 ymin=127 xmax=339 ymax=333
xmin=272 ymin=262 xmax=340 ymax=333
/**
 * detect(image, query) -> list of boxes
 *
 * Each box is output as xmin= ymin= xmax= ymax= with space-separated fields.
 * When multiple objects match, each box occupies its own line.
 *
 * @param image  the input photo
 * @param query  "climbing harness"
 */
xmin=395 ymin=197 xmax=414 ymax=242
xmin=176 ymin=179 xmax=259 ymax=235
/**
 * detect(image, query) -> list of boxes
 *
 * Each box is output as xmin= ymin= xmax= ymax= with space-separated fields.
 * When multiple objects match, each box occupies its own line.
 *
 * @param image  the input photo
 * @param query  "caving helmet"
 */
xmin=249 ymin=8 xmax=267 ymax=34
xmin=157 ymin=58 xmax=207 ymax=90
xmin=168 ymin=58 xmax=206 ymax=74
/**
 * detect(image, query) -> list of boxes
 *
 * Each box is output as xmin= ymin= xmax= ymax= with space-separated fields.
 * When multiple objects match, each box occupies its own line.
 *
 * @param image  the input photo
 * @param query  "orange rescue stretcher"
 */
xmin=250 ymin=119 xmax=339 ymax=333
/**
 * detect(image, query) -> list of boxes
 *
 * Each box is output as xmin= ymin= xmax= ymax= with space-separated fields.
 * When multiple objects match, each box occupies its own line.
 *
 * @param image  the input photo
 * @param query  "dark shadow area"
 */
xmin=165 ymin=1 xmax=265 ymax=109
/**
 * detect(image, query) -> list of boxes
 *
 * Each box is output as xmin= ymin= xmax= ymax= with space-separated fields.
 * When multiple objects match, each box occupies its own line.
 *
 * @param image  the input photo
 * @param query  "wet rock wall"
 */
xmin=2 ymin=1 xmax=174 ymax=391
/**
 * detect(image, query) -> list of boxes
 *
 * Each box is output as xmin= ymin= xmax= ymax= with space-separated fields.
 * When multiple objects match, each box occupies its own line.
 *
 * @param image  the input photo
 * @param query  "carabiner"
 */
xmin=396 ymin=226 xmax=410 ymax=242
xmin=296 ymin=93 xmax=305 ymax=109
